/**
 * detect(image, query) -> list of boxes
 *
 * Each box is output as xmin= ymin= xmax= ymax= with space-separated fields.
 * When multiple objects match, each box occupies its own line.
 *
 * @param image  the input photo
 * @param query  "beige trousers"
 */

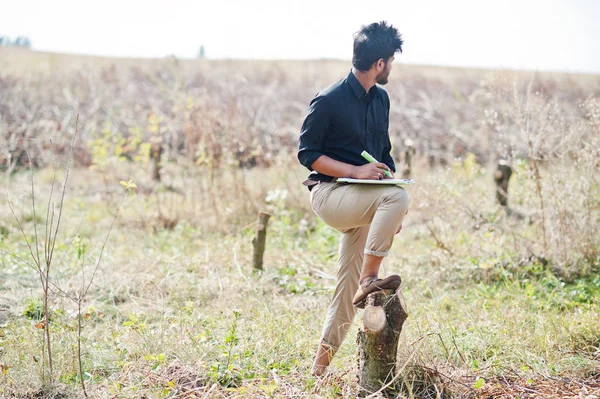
xmin=310 ymin=181 xmax=409 ymax=350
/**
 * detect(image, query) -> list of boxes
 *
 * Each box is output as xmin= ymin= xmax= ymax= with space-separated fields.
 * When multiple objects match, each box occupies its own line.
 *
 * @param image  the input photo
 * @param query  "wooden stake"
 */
xmin=401 ymin=139 xmax=416 ymax=179
xmin=150 ymin=139 xmax=163 ymax=182
xmin=494 ymin=160 xmax=513 ymax=207
xmin=252 ymin=211 xmax=271 ymax=271
xmin=357 ymin=289 xmax=408 ymax=395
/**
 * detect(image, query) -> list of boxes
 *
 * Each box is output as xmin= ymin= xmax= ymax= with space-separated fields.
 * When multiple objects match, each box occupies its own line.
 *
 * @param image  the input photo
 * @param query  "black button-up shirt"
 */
xmin=298 ymin=71 xmax=395 ymax=182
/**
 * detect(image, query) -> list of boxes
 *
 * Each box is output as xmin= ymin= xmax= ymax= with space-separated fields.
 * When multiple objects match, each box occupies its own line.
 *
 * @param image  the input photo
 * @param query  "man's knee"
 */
xmin=384 ymin=187 xmax=409 ymax=216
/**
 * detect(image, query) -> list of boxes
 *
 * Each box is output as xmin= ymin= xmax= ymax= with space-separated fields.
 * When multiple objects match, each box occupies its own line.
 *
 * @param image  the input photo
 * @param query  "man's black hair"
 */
xmin=352 ymin=21 xmax=403 ymax=71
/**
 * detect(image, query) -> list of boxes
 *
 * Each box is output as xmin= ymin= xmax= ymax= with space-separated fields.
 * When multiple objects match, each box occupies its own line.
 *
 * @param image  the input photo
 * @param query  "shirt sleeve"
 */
xmin=380 ymin=92 xmax=396 ymax=172
xmin=382 ymin=135 xmax=396 ymax=173
xmin=298 ymin=95 xmax=329 ymax=171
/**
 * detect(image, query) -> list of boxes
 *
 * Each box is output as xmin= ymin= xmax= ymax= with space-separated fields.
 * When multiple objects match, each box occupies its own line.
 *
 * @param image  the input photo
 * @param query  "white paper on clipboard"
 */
xmin=336 ymin=178 xmax=415 ymax=185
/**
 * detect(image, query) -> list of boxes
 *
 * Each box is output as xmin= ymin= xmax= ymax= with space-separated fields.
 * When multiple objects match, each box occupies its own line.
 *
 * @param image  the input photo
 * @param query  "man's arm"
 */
xmin=312 ymin=155 xmax=391 ymax=179
xmin=381 ymin=135 xmax=396 ymax=175
xmin=298 ymin=95 xmax=328 ymax=171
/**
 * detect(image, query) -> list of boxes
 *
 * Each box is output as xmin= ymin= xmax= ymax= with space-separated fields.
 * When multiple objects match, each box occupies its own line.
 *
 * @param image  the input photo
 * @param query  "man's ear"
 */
xmin=377 ymin=58 xmax=385 ymax=71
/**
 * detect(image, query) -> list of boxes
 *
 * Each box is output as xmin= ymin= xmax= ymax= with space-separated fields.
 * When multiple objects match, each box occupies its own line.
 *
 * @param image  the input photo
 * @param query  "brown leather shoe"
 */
xmin=352 ymin=275 xmax=402 ymax=309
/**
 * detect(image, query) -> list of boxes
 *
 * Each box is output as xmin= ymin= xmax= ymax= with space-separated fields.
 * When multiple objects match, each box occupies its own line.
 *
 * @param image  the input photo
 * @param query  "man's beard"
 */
xmin=376 ymin=68 xmax=390 ymax=85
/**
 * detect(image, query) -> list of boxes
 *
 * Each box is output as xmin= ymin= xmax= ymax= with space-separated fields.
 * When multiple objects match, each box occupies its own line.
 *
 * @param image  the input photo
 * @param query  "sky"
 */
xmin=1 ymin=0 xmax=600 ymax=73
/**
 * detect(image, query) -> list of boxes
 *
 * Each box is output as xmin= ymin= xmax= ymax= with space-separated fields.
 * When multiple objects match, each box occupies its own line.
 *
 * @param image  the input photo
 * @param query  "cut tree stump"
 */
xmin=252 ymin=211 xmax=271 ymax=271
xmin=357 ymin=289 xmax=408 ymax=396
xmin=494 ymin=160 xmax=513 ymax=207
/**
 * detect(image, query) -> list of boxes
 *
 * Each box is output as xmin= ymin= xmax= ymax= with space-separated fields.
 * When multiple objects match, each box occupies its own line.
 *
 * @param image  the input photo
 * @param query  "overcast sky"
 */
xmin=1 ymin=0 xmax=599 ymax=73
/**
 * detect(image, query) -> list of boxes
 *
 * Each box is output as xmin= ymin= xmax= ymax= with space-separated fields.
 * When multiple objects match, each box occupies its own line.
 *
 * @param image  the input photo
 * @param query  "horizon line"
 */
xmin=2 ymin=46 xmax=599 ymax=76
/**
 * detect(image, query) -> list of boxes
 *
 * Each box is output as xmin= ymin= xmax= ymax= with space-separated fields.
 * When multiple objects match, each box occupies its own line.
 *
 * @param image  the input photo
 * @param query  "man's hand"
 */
xmin=351 ymin=163 xmax=391 ymax=180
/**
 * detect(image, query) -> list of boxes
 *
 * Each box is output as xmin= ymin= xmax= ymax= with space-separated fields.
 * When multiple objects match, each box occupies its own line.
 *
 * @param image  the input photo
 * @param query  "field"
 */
xmin=0 ymin=47 xmax=599 ymax=398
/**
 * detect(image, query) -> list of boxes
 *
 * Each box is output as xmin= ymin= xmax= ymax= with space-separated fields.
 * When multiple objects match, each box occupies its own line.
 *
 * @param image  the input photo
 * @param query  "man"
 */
xmin=297 ymin=21 xmax=408 ymax=375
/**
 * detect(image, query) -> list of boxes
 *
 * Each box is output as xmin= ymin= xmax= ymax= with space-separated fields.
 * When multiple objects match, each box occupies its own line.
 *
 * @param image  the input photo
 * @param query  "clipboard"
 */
xmin=336 ymin=178 xmax=415 ymax=185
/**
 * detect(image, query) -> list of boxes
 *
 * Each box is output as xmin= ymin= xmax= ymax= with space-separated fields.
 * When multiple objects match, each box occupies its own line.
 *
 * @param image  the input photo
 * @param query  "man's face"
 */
xmin=375 ymin=56 xmax=394 ymax=85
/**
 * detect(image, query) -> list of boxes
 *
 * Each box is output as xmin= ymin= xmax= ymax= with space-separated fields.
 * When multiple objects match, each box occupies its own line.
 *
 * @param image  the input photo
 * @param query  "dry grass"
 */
xmin=0 ymin=49 xmax=598 ymax=398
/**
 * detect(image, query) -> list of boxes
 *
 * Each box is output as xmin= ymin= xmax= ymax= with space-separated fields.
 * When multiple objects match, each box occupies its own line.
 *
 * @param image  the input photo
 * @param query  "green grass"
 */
xmin=0 ymin=163 xmax=598 ymax=398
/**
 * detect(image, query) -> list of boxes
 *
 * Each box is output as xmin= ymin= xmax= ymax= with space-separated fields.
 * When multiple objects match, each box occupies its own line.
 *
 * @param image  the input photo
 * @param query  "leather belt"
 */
xmin=302 ymin=179 xmax=320 ymax=192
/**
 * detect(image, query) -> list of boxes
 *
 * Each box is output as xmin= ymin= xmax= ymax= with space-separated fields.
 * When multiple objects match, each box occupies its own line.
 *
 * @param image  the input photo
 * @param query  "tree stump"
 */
xmin=357 ymin=289 xmax=408 ymax=396
xmin=493 ymin=160 xmax=513 ymax=207
xmin=252 ymin=212 xmax=271 ymax=271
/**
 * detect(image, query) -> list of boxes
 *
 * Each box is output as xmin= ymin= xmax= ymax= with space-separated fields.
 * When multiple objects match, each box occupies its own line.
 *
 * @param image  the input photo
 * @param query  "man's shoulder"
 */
xmin=375 ymin=85 xmax=390 ymax=100
xmin=315 ymin=77 xmax=346 ymax=99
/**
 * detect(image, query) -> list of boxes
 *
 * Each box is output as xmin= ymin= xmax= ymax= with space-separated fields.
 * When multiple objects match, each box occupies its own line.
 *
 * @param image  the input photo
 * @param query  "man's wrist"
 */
xmin=348 ymin=165 xmax=357 ymax=178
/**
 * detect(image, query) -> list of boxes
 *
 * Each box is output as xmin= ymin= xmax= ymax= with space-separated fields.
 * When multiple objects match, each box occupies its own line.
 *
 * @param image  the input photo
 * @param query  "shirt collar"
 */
xmin=347 ymin=70 xmax=379 ymax=102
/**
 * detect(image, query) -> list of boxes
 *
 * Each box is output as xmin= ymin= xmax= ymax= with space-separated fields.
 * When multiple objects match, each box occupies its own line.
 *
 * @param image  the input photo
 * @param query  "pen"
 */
xmin=361 ymin=151 xmax=393 ymax=178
